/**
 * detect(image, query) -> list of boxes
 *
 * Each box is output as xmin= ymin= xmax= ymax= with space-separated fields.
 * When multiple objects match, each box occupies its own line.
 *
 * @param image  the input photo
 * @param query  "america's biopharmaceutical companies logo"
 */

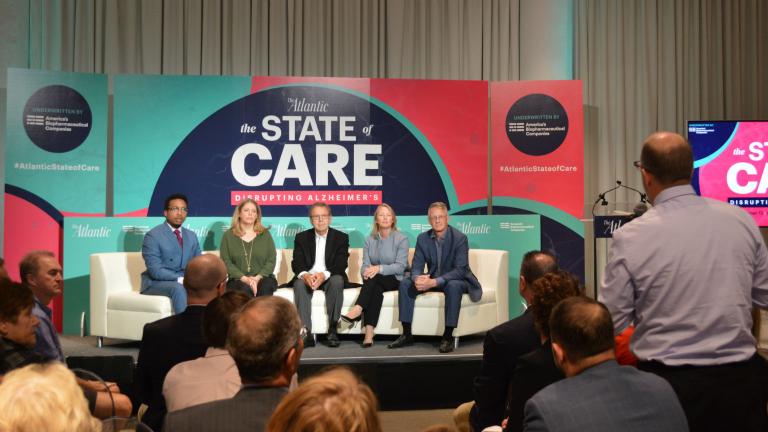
xmin=23 ymin=85 xmax=92 ymax=153
xmin=505 ymin=93 xmax=568 ymax=156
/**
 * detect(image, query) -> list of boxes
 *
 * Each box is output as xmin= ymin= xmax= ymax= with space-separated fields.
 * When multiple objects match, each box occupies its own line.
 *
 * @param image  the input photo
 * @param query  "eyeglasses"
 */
xmin=167 ymin=207 xmax=189 ymax=214
xmin=310 ymin=214 xmax=330 ymax=221
xmin=429 ymin=215 xmax=447 ymax=221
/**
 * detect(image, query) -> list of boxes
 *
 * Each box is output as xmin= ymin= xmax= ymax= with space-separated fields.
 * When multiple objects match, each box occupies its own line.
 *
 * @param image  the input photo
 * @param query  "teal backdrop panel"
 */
xmin=5 ymin=68 xmax=107 ymax=213
xmin=63 ymin=215 xmax=538 ymax=335
xmin=113 ymin=75 xmax=251 ymax=215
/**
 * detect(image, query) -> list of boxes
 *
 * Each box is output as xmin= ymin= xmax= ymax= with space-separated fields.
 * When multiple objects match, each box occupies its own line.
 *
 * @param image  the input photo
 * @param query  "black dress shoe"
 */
xmin=326 ymin=332 xmax=341 ymax=348
xmin=387 ymin=335 xmax=414 ymax=349
xmin=438 ymin=338 xmax=454 ymax=353
xmin=340 ymin=314 xmax=362 ymax=324
xmin=303 ymin=334 xmax=316 ymax=348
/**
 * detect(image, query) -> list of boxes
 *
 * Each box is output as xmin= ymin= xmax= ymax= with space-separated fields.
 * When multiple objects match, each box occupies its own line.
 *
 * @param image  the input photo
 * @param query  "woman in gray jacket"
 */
xmin=340 ymin=204 xmax=409 ymax=347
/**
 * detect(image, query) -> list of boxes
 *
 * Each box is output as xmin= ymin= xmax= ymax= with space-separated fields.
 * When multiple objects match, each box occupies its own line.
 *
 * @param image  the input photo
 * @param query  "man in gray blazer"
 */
xmin=522 ymin=297 xmax=687 ymax=432
xmin=163 ymin=296 xmax=303 ymax=432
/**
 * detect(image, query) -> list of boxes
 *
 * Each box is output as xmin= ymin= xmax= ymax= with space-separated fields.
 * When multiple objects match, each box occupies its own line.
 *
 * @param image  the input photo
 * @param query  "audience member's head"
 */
xmin=528 ymin=270 xmax=582 ymax=341
xmin=267 ymin=367 xmax=382 ymax=432
xmin=19 ymin=250 xmax=63 ymax=304
xmin=549 ymin=297 xmax=616 ymax=377
xmin=202 ymin=291 xmax=250 ymax=348
xmin=226 ymin=296 xmax=303 ymax=385
xmin=519 ymin=250 xmax=558 ymax=304
xmin=183 ymin=254 xmax=227 ymax=304
xmin=639 ymin=132 xmax=693 ymax=203
xmin=0 ymin=280 xmax=39 ymax=348
xmin=0 ymin=363 xmax=101 ymax=432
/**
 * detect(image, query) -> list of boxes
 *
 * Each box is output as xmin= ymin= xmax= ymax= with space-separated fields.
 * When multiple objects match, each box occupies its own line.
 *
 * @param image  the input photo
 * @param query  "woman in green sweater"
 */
xmin=220 ymin=199 xmax=277 ymax=297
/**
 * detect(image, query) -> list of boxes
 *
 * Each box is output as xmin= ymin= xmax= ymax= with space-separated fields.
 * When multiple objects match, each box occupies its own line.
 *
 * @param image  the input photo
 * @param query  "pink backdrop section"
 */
xmin=699 ymin=122 xmax=768 ymax=226
xmin=250 ymin=76 xmax=489 ymax=208
xmin=3 ymin=193 xmax=63 ymax=330
xmin=490 ymin=81 xmax=584 ymax=218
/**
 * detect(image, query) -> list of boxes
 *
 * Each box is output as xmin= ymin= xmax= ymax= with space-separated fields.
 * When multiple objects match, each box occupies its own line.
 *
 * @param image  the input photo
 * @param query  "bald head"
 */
xmin=550 ymin=297 xmax=614 ymax=365
xmin=640 ymin=132 xmax=693 ymax=186
xmin=183 ymin=254 xmax=227 ymax=302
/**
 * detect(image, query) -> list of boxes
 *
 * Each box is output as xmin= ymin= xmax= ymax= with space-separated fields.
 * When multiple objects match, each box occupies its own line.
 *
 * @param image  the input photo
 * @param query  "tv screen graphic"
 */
xmin=688 ymin=120 xmax=768 ymax=227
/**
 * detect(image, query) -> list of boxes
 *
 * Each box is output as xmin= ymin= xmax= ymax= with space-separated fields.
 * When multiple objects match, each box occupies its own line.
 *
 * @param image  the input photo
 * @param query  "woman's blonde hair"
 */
xmin=370 ymin=203 xmax=398 ymax=237
xmin=267 ymin=367 xmax=382 ymax=432
xmin=0 ymin=363 xmax=101 ymax=432
xmin=230 ymin=198 xmax=269 ymax=236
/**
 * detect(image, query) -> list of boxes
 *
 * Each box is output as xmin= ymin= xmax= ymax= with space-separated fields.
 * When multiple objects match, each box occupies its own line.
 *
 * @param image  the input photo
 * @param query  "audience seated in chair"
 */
xmin=267 ymin=367 xmax=382 ymax=432
xmin=163 ymin=291 xmax=251 ymax=412
xmin=0 ymin=275 xmax=132 ymax=419
xmin=136 ymin=254 xmax=227 ymax=431
xmin=0 ymin=363 xmax=101 ymax=432
xmin=522 ymin=297 xmax=688 ymax=432
xmin=164 ymin=296 xmax=303 ymax=432
xmin=502 ymin=270 xmax=582 ymax=432
xmin=467 ymin=250 xmax=557 ymax=431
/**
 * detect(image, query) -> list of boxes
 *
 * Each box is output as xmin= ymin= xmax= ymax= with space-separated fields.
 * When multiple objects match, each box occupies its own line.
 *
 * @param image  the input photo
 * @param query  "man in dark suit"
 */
xmin=468 ymin=250 xmax=558 ymax=431
xmin=523 ymin=297 xmax=688 ymax=432
xmin=291 ymin=202 xmax=349 ymax=348
xmin=388 ymin=201 xmax=482 ymax=353
xmin=141 ymin=193 xmax=202 ymax=314
xmin=136 ymin=254 xmax=227 ymax=431
xmin=163 ymin=296 xmax=303 ymax=432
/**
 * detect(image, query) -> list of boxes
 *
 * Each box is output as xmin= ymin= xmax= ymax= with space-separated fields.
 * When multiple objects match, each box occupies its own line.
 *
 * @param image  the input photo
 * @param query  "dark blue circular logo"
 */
xmin=23 ymin=85 xmax=92 ymax=153
xmin=505 ymin=93 xmax=568 ymax=156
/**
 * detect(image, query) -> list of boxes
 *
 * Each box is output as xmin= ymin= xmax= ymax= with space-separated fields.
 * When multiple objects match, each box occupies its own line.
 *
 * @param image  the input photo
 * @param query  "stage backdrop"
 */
xmin=4 ymin=68 xmax=107 ymax=329
xmin=5 ymin=69 xmax=582 ymax=334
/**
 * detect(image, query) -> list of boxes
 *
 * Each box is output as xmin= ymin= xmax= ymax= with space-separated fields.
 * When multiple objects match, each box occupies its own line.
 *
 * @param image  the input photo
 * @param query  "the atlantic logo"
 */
xmin=505 ymin=94 xmax=568 ymax=156
xmin=71 ymin=224 xmax=111 ymax=238
xmin=456 ymin=222 xmax=491 ymax=234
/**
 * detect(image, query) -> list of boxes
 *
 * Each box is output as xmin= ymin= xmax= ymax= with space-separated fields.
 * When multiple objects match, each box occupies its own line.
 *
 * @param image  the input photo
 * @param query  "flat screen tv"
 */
xmin=688 ymin=120 xmax=768 ymax=227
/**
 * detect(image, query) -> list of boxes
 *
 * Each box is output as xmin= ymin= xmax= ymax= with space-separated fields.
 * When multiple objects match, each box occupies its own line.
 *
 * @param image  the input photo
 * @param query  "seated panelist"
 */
xmin=141 ymin=193 xmax=202 ymax=314
xmin=291 ymin=202 xmax=350 ymax=348
xmin=220 ymin=199 xmax=277 ymax=297
xmin=341 ymin=204 xmax=409 ymax=347
xmin=388 ymin=201 xmax=482 ymax=353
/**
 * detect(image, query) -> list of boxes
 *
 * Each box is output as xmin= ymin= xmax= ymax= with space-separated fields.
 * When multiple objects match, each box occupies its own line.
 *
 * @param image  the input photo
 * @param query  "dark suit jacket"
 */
xmin=141 ymin=223 xmax=202 ymax=290
xmin=471 ymin=310 xmax=539 ymax=431
xmin=163 ymin=385 xmax=289 ymax=432
xmin=503 ymin=340 xmax=564 ymax=432
xmin=290 ymin=227 xmax=351 ymax=286
xmin=524 ymin=360 xmax=688 ymax=432
xmin=411 ymin=225 xmax=482 ymax=301
xmin=136 ymin=305 xmax=208 ymax=431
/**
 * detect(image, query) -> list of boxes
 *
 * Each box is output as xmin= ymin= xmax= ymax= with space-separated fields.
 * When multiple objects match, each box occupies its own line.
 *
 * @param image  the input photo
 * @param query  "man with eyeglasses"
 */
xmin=137 ymin=253 xmax=228 ymax=431
xmin=290 ymin=202 xmax=350 ymax=348
xmin=141 ymin=193 xmax=202 ymax=314
xmin=388 ymin=201 xmax=482 ymax=353
xmin=600 ymin=131 xmax=768 ymax=432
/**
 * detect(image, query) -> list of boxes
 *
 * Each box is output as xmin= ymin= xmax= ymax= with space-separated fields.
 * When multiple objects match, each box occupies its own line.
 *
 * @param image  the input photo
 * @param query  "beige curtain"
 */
xmin=2 ymin=0 xmax=521 ymax=80
xmin=576 ymin=0 xmax=768 ymax=206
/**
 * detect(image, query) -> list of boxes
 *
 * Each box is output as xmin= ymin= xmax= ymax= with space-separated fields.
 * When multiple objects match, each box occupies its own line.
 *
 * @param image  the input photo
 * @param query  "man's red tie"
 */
xmin=174 ymin=229 xmax=183 ymax=248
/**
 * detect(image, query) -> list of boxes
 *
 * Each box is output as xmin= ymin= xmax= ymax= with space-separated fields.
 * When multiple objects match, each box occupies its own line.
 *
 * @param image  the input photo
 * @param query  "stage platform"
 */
xmin=62 ymin=333 xmax=486 ymax=410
